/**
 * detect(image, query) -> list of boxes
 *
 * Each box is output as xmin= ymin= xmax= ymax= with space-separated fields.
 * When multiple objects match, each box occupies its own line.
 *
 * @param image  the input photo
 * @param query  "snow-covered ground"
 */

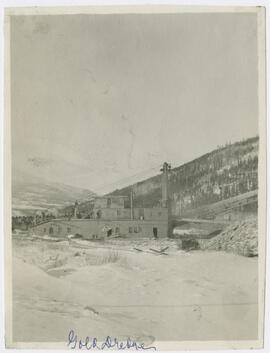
xmin=12 ymin=237 xmax=258 ymax=343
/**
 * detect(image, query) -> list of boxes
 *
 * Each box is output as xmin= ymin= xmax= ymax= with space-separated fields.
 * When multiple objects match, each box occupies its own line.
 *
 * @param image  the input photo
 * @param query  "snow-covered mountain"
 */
xmin=12 ymin=170 xmax=95 ymax=216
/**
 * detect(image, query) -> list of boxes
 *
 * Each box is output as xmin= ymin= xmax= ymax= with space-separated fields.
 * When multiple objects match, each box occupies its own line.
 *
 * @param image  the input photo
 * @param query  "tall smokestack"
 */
xmin=160 ymin=162 xmax=171 ymax=208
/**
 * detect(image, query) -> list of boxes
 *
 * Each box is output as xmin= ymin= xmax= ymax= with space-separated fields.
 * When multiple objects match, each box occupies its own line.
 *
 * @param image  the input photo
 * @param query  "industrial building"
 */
xmin=30 ymin=162 xmax=172 ymax=239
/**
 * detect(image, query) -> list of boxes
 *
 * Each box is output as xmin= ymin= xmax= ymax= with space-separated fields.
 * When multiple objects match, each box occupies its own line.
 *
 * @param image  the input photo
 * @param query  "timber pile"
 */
xmin=200 ymin=217 xmax=258 ymax=257
xmin=134 ymin=246 xmax=169 ymax=255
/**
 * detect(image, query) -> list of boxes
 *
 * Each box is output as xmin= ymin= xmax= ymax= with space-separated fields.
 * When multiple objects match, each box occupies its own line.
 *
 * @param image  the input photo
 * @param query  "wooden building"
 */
xmin=30 ymin=163 xmax=171 ymax=239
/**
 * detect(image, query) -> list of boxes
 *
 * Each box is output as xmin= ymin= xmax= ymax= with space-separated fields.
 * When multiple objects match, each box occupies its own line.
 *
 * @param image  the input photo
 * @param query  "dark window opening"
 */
xmin=129 ymin=227 xmax=133 ymax=233
xmin=67 ymin=227 xmax=71 ymax=233
xmin=115 ymin=227 xmax=120 ymax=234
xmin=49 ymin=226 xmax=54 ymax=235
xmin=153 ymin=227 xmax=158 ymax=239
xmin=107 ymin=198 xmax=111 ymax=208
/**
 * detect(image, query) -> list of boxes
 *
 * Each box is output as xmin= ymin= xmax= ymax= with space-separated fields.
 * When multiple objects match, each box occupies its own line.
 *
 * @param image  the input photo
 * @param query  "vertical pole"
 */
xmin=130 ymin=190 xmax=134 ymax=220
xmin=161 ymin=162 xmax=170 ymax=208
xmin=160 ymin=162 xmax=172 ymax=237
xmin=74 ymin=201 xmax=78 ymax=218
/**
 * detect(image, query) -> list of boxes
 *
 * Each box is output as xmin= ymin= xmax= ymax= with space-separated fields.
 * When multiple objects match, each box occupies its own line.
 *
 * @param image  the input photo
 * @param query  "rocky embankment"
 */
xmin=200 ymin=217 xmax=258 ymax=257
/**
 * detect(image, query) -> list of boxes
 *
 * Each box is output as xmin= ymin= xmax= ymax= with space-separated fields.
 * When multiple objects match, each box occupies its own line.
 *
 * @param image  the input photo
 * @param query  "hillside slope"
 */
xmin=12 ymin=170 xmax=95 ymax=216
xmin=110 ymin=137 xmax=258 ymax=217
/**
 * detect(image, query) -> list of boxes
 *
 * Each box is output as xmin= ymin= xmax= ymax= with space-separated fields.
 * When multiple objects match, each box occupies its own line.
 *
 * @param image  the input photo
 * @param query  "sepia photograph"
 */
xmin=3 ymin=4 xmax=267 ymax=351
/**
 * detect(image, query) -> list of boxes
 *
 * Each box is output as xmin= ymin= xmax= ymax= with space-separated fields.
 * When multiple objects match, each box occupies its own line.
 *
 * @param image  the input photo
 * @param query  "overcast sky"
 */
xmin=11 ymin=12 xmax=258 ymax=193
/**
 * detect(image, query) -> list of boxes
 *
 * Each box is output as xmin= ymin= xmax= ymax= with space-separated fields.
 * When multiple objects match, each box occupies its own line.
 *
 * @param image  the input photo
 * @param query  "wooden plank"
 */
xmin=149 ymin=248 xmax=168 ymax=255
xmin=160 ymin=246 xmax=169 ymax=253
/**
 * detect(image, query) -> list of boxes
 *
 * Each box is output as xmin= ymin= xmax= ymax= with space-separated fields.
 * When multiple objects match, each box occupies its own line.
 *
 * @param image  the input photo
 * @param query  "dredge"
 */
xmin=30 ymin=162 xmax=172 ymax=240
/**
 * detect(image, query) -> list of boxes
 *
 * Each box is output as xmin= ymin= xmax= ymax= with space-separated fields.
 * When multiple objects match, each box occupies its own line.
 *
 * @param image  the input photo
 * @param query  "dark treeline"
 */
xmin=110 ymin=137 xmax=259 ymax=215
xmin=12 ymin=213 xmax=56 ymax=231
xmin=12 ymin=137 xmax=259 ymax=228
xmin=169 ymin=138 xmax=258 ymax=213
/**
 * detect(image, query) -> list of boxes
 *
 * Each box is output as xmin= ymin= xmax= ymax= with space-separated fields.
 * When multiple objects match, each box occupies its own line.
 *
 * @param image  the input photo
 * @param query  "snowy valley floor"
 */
xmin=12 ymin=237 xmax=258 ymax=343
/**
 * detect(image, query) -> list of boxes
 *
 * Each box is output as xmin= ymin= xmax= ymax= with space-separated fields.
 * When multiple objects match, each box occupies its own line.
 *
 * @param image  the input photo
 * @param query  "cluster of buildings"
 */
xmin=30 ymin=163 xmax=171 ymax=239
